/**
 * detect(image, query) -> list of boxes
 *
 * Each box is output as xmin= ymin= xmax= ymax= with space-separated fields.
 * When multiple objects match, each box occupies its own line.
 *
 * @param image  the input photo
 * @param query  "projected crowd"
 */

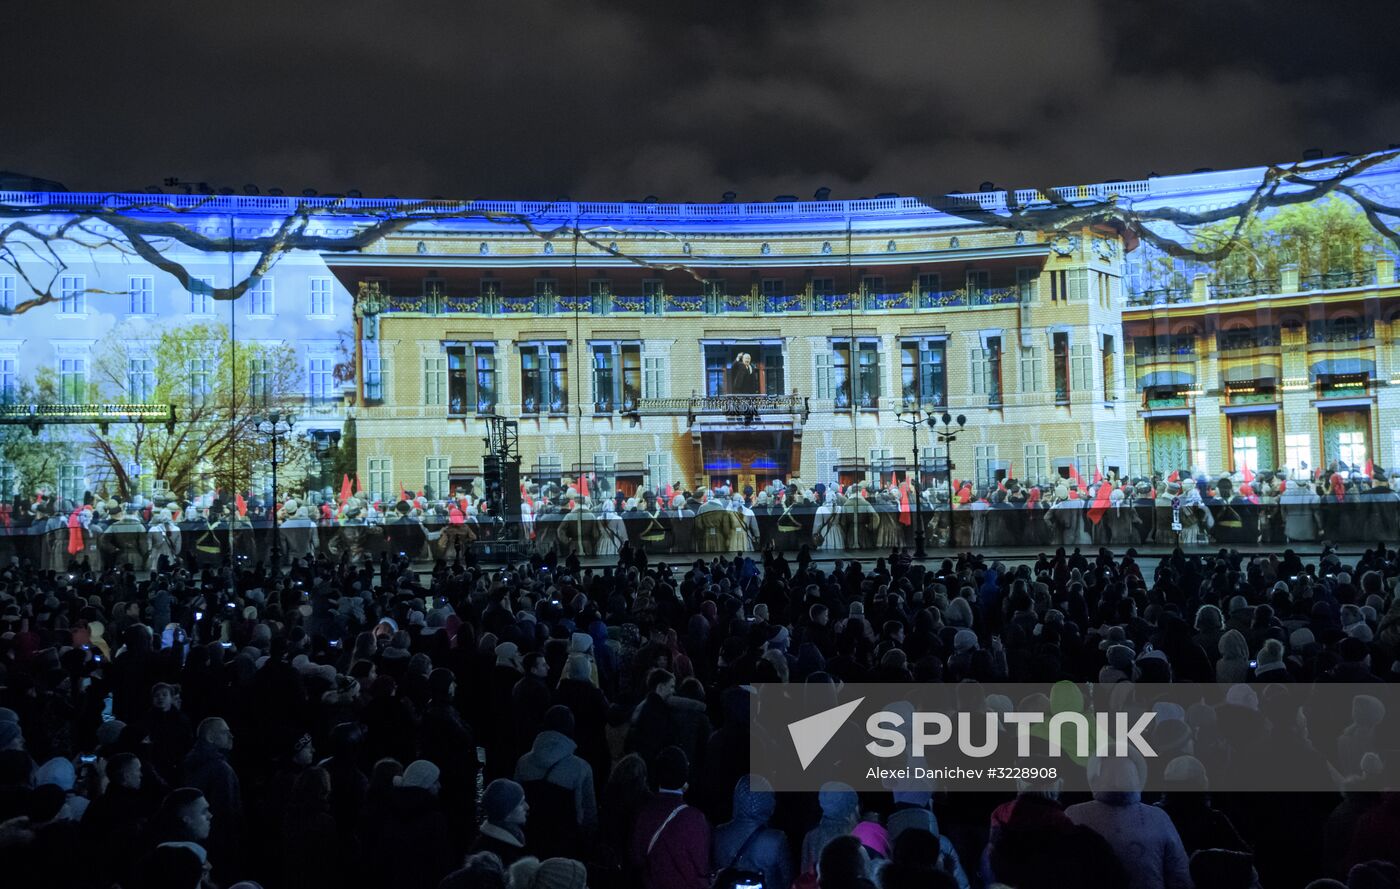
xmin=0 ymin=477 xmax=1398 ymax=889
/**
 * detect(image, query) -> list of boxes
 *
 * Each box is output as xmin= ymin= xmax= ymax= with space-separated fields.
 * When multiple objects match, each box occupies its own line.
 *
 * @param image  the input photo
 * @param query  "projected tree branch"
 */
xmin=1 ymin=149 xmax=1398 ymax=317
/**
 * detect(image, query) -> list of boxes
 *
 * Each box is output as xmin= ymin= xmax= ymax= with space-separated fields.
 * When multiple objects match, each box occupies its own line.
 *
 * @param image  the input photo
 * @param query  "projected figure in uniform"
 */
xmin=729 ymin=352 xmax=759 ymax=394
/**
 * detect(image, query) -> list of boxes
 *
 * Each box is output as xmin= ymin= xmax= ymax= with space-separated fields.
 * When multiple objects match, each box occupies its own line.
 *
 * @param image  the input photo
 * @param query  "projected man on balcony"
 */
xmin=729 ymin=352 xmax=760 ymax=394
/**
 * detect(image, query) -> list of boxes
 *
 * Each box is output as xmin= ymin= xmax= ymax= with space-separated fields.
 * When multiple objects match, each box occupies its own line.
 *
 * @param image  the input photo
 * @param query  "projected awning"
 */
xmin=1138 ymin=370 xmax=1195 ymax=389
xmin=1222 ymin=362 xmax=1281 ymax=384
xmin=1310 ymin=358 xmax=1375 ymax=378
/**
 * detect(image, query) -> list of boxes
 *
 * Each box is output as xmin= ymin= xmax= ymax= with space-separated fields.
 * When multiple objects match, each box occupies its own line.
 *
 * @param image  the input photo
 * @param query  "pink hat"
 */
xmin=852 ymin=820 xmax=891 ymax=859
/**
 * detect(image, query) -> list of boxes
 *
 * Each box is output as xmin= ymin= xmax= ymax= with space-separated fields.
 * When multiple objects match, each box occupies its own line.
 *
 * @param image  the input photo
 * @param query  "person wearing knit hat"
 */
xmin=398 ymin=759 xmax=442 ymax=792
xmin=471 ymin=779 xmax=529 ymax=866
xmin=508 ymin=857 xmax=588 ymax=889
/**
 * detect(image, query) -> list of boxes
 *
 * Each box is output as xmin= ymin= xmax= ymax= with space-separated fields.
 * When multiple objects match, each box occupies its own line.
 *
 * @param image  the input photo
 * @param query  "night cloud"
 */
xmin=3 ymin=0 xmax=1396 ymax=201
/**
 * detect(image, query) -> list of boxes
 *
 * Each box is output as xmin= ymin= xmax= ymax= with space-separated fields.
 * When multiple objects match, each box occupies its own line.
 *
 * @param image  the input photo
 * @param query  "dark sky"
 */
xmin=6 ymin=0 xmax=1399 ymax=202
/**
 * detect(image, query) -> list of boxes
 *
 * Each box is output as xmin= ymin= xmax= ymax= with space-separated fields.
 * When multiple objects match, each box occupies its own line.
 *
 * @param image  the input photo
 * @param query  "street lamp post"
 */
xmin=255 ymin=412 xmax=295 ymax=575
xmin=933 ymin=412 xmax=966 ymax=547
xmin=896 ymin=409 xmax=937 ymax=560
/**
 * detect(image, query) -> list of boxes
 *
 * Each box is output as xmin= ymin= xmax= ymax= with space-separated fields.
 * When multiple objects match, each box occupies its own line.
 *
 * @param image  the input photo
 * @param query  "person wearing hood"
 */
xmin=712 ymin=775 xmax=792 ymax=889
xmin=555 ymin=653 xmax=610 ymax=797
xmin=1216 ymin=629 xmax=1250 ymax=683
xmin=1066 ymin=754 xmax=1191 ymax=889
xmin=99 ymin=502 xmax=149 ymax=571
xmin=515 ymin=706 xmax=597 ymax=854
xmin=471 ymin=778 xmax=530 ymax=867
xmin=799 ymin=781 xmax=860 ymax=877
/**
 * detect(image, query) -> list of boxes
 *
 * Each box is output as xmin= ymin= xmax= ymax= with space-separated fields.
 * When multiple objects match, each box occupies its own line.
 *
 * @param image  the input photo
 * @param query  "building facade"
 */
xmin=0 ymin=150 xmax=1397 ymax=507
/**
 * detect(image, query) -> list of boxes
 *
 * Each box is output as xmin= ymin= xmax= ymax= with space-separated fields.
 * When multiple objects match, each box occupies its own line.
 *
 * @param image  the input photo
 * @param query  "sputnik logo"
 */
xmin=788 ymin=697 xmax=865 ymax=769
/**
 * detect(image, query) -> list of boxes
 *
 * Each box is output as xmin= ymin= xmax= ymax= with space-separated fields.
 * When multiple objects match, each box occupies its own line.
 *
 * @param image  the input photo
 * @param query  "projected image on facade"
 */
xmin=2 ymin=147 xmax=1400 ymax=562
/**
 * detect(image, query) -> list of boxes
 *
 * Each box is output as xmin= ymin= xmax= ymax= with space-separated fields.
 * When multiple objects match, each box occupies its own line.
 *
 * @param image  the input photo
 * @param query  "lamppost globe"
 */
xmin=956 ymin=414 xmax=966 ymax=428
xmin=941 ymin=412 xmax=952 ymax=426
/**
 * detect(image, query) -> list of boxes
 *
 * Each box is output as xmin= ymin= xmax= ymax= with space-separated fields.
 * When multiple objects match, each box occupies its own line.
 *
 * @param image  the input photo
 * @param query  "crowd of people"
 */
xmin=8 ymin=461 xmax=1397 ymax=575
xmin=0 ymin=475 xmax=1399 ymax=888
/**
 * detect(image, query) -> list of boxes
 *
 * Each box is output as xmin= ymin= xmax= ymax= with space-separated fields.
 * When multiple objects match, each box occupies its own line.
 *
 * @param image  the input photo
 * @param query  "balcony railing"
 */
xmin=1134 ymin=344 xmax=1196 ymax=362
xmin=1218 ymin=330 xmax=1282 ymax=350
xmin=368 ymin=283 xmax=1022 ymax=317
xmin=1127 ymin=287 xmax=1192 ymax=306
xmin=1301 ymin=268 xmax=1377 ymax=291
xmin=1308 ymin=323 xmax=1375 ymax=344
xmin=1210 ymin=278 xmax=1281 ymax=300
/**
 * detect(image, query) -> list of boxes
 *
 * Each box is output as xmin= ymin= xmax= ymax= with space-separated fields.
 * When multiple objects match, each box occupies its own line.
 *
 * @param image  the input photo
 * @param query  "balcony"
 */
xmin=1218 ymin=329 xmax=1281 ymax=351
xmin=1127 ymin=287 xmax=1192 ymax=306
xmin=1134 ymin=343 xmax=1196 ymax=362
xmin=918 ymin=287 xmax=1020 ymax=309
xmin=763 ymin=293 xmax=807 ymax=313
xmin=862 ymin=292 xmax=912 ymax=311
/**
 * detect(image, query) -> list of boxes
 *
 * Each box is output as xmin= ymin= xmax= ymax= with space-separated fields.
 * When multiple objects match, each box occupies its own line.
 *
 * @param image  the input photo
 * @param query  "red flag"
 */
xmin=1068 ymin=464 xmax=1081 ymax=486
xmin=1025 ymin=487 xmax=1041 ymax=508
xmin=578 ymin=474 xmax=590 ymax=498
xmin=354 ymin=475 xmax=363 ymax=497
xmin=1167 ymin=470 xmax=1180 ymax=482
xmin=1241 ymin=461 xmax=1254 ymax=484
xmin=1086 ymin=479 xmax=1113 ymax=525
xmin=1092 ymin=467 xmax=1103 ymax=485
xmin=234 ymin=493 xmax=247 ymax=518
xmin=1006 ymin=462 xmax=1013 ymax=481
xmin=1365 ymin=458 xmax=1374 ymax=478
xmin=399 ymin=484 xmax=409 ymax=502
xmin=67 ymin=508 xmax=84 ymax=556
xmin=339 ymin=474 xmax=352 ymax=505
xmin=898 ymin=480 xmax=911 ymax=526
xmin=1278 ymin=478 xmax=1287 ymax=493
xmin=417 ymin=489 xmax=424 ymax=499
xmin=996 ymin=476 xmax=1007 ymax=492
xmin=520 ymin=483 xmax=535 ymax=511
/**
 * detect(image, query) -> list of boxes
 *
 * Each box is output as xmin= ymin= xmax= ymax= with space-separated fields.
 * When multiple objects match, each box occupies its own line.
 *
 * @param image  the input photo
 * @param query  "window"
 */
xmin=1128 ymin=441 xmax=1150 ymax=479
xmin=814 ymin=351 xmax=834 ymax=400
xmin=534 ymin=278 xmax=556 ymax=313
xmin=1096 ymin=271 xmax=1113 ymax=307
xmin=60 ymin=275 xmax=85 ymax=314
xmin=832 ymin=338 xmax=881 ymax=409
xmin=917 ymin=273 xmax=941 ymax=297
xmin=900 ymin=337 xmax=947 ymax=409
xmin=425 ymin=456 xmax=449 ymax=499
xmin=814 ymin=447 xmax=841 ymax=489
xmin=1071 ymin=343 xmax=1093 ymax=393
xmin=1101 ymin=335 xmax=1116 ymax=402
xmin=861 ymin=275 xmax=885 ymax=309
xmin=128 ymin=276 xmax=154 ymax=314
xmin=189 ymin=359 xmax=212 ymax=407
xmin=704 ymin=279 xmax=726 ymax=313
xmin=480 ymin=279 xmax=501 ymax=313
xmin=591 ymin=342 xmax=641 ymax=412
xmin=1232 ymin=435 xmax=1259 ymax=475
xmin=248 ymin=277 xmax=274 ymax=315
xmin=368 ymin=458 xmax=392 ymax=505
xmin=534 ymin=454 xmax=563 ymax=485
xmin=1067 ymin=268 xmax=1088 ymax=302
xmin=870 ymin=447 xmax=895 ymax=484
xmin=424 ymin=357 xmax=447 ymax=406
xmin=59 ymin=464 xmax=86 ymax=503
xmin=1075 ymin=441 xmax=1098 ymax=480
xmin=0 ymin=276 xmax=14 ymax=311
xmin=307 ymin=357 xmax=333 ymax=406
xmin=1338 ymin=431 xmax=1367 ymax=471
xmin=643 ymin=355 xmax=667 ymax=399
xmin=447 ymin=344 xmax=496 ymax=414
xmin=589 ymin=279 xmax=611 ymax=314
xmin=128 ymin=357 xmax=155 ymax=403
xmin=1019 ymin=346 xmax=1044 ymax=396
xmin=60 ymin=357 xmax=87 ymax=404
xmin=646 ymin=452 xmax=673 ymax=491
xmin=1049 ymin=270 xmax=1067 ymax=302
xmin=1016 ymin=268 xmax=1038 ymax=304
xmin=1052 ymin=333 xmax=1070 ymax=402
xmin=520 ymin=343 xmax=568 ymax=413
xmin=974 ymin=444 xmax=998 ymax=488
xmin=189 ymin=277 xmax=214 ymax=314
xmin=812 ymin=277 xmax=835 ymax=297
xmin=0 ymin=357 xmax=15 ymax=403
xmin=419 ymin=278 xmax=445 ymax=315
xmin=249 ymin=357 xmax=272 ymax=406
xmin=642 ymin=279 xmax=664 ymax=314
xmin=1024 ymin=443 xmax=1049 ymax=486
xmin=972 ymin=336 xmax=1002 ymax=404
xmin=309 ymin=277 xmax=334 ymax=316
xmin=592 ymin=454 xmax=616 ymax=495
xmin=965 ymin=270 xmax=989 ymax=298
xmin=761 ymin=278 xmax=785 ymax=299
xmin=0 ymin=462 xmax=15 ymax=499
xmin=703 ymin=343 xmax=783 ymax=396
